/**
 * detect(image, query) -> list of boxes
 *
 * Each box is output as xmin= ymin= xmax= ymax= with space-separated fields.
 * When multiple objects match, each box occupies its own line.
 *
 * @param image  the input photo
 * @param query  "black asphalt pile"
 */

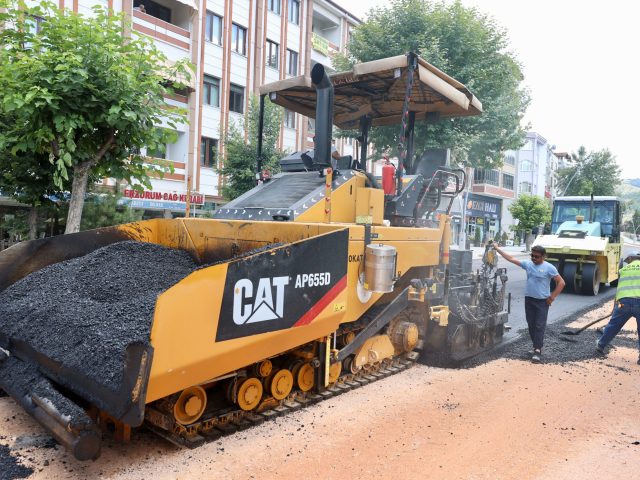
xmin=0 ymin=241 xmax=198 ymax=392
xmin=0 ymin=444 xmax=33 ymax=480
xmin=0 ymin=355 xmax=88 ymax=423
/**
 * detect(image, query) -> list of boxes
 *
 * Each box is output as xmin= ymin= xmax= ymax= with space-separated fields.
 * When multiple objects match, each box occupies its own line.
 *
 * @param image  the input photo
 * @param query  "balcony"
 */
xmin=311 ymin=7 xmax=341 ymax=60
xmin=471 ymin=184 xmax=515 ymax=199
xmin=472 ymin=168 xmax=515 ymax=199
xmin=133 ymin=0 xmax=194 ymax=53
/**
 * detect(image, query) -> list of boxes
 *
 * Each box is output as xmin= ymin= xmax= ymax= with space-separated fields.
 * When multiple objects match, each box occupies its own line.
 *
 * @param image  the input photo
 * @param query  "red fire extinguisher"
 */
xmin=382 ymin=158 xmax=396 ymax=195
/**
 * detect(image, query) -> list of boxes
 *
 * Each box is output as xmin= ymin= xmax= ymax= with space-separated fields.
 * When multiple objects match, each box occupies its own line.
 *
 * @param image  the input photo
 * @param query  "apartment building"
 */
xmin=465 ymin=155 xmax=517 ymax=243
xmin=4 ymin=0 xmax=359 ymax=218
xmin=510 ymin=132 xmax=556 ymax=201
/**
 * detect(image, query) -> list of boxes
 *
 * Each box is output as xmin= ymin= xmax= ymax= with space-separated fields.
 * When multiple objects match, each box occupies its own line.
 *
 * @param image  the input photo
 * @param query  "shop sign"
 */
xmin=123 ymin=188 xmax=204 ymax=206
xmin=312 ymin=33 xmax=329 ymax=56
xmin=466 ymin=195 xmax=501 ymax=217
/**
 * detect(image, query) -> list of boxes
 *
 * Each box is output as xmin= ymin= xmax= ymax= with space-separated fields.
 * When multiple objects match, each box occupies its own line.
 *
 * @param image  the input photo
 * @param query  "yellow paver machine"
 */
xmin=0 ymin=53 xmax=508 ymax=460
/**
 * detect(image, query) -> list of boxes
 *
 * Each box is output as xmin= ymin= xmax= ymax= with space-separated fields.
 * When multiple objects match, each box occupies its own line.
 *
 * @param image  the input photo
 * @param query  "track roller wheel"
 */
xmin=580 ymin=263 xmax=600 ymax=295
xmin=253 ymin=359 xmax=273 ymax=378
xmin=173 ymin=386 xmax=207 ymax=425
xmin=237 ymin=377 xmax=263 ymax=411
xmin=270 ymin=369 xmax=293 ymax=400
xmin=343 ymin=356 xmax=359 ymax=374
xmin=339 ymin=331 xmax=356 ymax=348
xmin=295 ymin=362 xmax=315 ymax=392
xmin=562 ymin=262 xmax=578 ymax=293
xmin=328 ymin=362 xmax=342 ymax=384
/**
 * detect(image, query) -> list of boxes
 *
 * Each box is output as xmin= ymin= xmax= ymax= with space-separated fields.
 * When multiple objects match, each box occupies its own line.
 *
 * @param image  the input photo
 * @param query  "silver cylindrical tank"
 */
xmin=364 ymin=244 xmax=397 ymax=293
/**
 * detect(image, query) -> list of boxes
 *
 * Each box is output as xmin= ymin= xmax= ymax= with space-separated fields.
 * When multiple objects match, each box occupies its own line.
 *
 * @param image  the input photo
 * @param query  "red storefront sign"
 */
xmin=123 ymin=189 xmax=205 ymax=205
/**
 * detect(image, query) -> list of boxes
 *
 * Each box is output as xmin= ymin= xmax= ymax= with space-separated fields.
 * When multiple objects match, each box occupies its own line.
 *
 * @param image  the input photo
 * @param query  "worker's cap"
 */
xmin=624 ymin=251 xmax=640 ymax=262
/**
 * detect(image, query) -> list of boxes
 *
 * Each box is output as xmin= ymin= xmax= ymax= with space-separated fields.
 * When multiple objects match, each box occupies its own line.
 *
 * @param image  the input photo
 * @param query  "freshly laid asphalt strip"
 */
xmin=0 ymin=444 xmax=33 ymax=480
xmin=0 ymin=241 xmax=198 ymax=393
xmin=449 ymin=320 xmax=637 ymax=369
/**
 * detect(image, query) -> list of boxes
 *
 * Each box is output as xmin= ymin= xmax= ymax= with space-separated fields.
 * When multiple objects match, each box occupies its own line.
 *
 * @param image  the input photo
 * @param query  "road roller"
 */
xmin=533 ymin=195 xmax=622 ymax=295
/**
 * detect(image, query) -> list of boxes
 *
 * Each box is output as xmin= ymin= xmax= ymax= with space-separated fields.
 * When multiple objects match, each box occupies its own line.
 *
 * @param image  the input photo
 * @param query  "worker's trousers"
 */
xmin=524 ymin=296 xmax=549 ymax=350
xmin=598 ymin=297 xmax=640 ymax=350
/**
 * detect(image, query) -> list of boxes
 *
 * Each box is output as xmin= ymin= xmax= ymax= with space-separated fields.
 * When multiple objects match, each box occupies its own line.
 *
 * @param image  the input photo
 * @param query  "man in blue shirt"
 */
xmin=494 ymin=244 xmax=566 ymax=363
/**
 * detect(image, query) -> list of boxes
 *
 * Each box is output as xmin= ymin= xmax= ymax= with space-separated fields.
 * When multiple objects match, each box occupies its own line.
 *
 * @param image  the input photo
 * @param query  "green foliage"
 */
xmin=555 ymin=146 xmax=621 ymax=196
xmin=334 ymin=0 xmax=529 ymax=167
xmin=0 ymin=109 xmax=68 ymax=206
xmin=473 ymin=227 xmax=482 ymax=245
xmin=80 ymin=192 xmax=144 ymax=231
xmin=219 ymin=96 xmax=283 ymax=200
xmin=501 ymin=231 xmax=509 ymax=243
xmin=623 ymin=208 xmax=640 ymax=234
xmin=508 ymin=194 xmax=551 ymax=233
xmin=0 ymin=210 xmax=29 ymax=241
xmin=0 ymin=1 xmax=190 ymax=230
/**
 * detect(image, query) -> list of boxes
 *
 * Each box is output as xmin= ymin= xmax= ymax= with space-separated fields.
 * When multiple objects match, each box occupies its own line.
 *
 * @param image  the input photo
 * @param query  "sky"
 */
xmin=332 ymin=0 xmax=639 ymax=178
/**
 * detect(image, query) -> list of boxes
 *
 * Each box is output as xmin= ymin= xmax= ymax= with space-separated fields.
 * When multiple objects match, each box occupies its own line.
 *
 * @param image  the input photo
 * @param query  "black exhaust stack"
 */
xmin=311 ymin=63 xmax=334 ymax=168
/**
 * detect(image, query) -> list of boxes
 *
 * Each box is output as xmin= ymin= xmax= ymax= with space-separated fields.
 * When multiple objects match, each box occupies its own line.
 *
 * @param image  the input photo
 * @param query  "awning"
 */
xmin=259 ymin=54 xmax=482 ymax=129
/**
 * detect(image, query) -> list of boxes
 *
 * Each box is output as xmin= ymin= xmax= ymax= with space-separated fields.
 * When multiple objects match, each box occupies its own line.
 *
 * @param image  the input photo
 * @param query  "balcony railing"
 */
xmin=133 ymin=10 xmax=191 ymax=50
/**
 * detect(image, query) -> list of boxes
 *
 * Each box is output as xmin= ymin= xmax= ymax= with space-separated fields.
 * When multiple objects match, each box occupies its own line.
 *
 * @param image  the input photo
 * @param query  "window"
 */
xmin=522 ymin=138 xmax=534 ymax=151
xmin=229 ymin=84 xmax=244 ymax=114
xmin=147 ymin=145 xmax=166 ymax=159
xmin=504 ymin=153 xmax=515 ymax=166
xmin=266 ymin=40 xmax=279 ymax=69
xmin=288 ymin=0 xmax=300 ymax=24
xmin=203 ymin=75 xmax=220 ymax=107
xmin=200 ymin=137 xmax=218 ymax=168
xmin=205 ymin=11 xmax=222 ymax=45
xmin=287 ymin=49 xmax=298 ymax=76
xmin=134 ymin=0 xmax=171 ymax=23
xmin=231 ymin=23 xmax=247 ymax=55
xmin=25 ymin=15 xmax=45 ymax=35
xmin=268 ymin=0 xmax=281 ymax=14
xmin=502 ymin=173 xmax=514 ymax=190
xmin=473 ymin=169 xmax=499 ymax=186
xmin=284 ymin=109 xmax=296 ymax=129
xmin=520 ymin=160 xmax=532 ymax=172
xmin=519 ymin=181 xmax=532 ymax=194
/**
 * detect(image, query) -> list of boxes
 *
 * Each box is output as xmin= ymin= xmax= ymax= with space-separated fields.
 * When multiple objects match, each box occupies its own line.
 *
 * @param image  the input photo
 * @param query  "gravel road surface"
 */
xmin=1 ymin=301 xmax=638 ymax=480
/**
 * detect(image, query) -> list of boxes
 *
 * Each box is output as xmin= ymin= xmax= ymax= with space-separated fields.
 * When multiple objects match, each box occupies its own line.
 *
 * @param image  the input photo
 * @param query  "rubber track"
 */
xmin=144 ymin=352 xmax=419 ymax=449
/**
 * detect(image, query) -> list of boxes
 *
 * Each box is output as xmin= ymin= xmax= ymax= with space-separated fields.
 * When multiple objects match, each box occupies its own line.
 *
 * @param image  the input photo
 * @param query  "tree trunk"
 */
xmin=525 ymin=232 xmax=534 ymax=252
xmin=65 ymin=162 xmax=92 ymax=234
xmin=28 ymin=206 xmax=38 ymax=240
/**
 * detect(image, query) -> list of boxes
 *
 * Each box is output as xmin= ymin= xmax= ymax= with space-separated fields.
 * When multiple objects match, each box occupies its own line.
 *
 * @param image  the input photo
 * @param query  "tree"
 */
xmin=508 ymin=194 xmax=551 ymax=251
xmin=333 ymin=0 xmax=529 ymax=167
xmin=0 ymin=2 xmax=189 ymax=234
xmin=624 ymin=208 xmax=640 ymax=236
xmin=80 ymin=192 xmax=144 ymax=231
xmin=0 ymin=145 xmax=65 ymax=239
xmin=555 ymin=146 xmax=621 ymax=196
xmin=219 ymin=96 xmax=283 ymax=200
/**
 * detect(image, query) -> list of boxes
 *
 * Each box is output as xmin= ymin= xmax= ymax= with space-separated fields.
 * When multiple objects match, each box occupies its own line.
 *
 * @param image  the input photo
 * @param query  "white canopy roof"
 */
xmin=259 ymin=54 xmax=482 ymax=129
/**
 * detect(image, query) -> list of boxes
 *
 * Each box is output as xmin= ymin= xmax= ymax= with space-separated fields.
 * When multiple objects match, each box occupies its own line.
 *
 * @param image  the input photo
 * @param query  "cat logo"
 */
xmin=233 ymin=276 xmax=289 ymax=325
